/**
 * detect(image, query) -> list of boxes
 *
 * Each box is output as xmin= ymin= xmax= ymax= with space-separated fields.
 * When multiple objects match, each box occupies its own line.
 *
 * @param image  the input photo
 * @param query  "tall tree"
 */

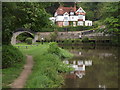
xmin=102 ymin=2 xmax=120 ymax=35
xmin=2 ymin=2 xmax=52 ymax=44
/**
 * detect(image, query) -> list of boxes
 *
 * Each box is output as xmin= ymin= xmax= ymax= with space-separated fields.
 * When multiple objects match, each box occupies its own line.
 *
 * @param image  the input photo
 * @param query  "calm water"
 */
xmin=60 ymin=46 xmax=119 ymax=88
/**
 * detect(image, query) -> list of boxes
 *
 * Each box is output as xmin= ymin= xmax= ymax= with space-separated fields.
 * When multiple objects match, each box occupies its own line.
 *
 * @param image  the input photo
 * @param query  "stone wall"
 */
xmin=36 ymin=31 xmax=83 ymax=41
xmin=11 ymin=30 xmax=94 ymax=45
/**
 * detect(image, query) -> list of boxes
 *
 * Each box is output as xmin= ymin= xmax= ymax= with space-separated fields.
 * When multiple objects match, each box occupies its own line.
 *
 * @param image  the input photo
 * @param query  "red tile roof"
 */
xmin=56 ymin=6 xmax=76 ymax=15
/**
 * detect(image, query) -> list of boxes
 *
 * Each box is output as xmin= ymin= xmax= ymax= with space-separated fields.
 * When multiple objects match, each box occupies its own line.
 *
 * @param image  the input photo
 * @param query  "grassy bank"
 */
xmin=18 ymin=43 xmax=73 ymax=88
xmin=2 ymin=56 xmax=25 ymax=88
xmin=2 ymin=45 xmax=25 ymax=88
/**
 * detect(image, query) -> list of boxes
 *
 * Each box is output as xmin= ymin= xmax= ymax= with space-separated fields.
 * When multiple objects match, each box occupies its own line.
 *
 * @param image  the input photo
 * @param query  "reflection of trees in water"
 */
xmin=84 ymin=56 xmax=118 ymax=88
xmin=63 ymin=46 xmax=118 ymax=88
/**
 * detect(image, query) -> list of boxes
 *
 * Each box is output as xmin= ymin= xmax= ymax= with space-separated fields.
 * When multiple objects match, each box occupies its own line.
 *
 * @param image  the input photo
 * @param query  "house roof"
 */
xmin=76 ymin=7 xmax=86 ymax=15
xmin=55 ymin=6 xmax=86 ymax=15
xmin=56 ymin=6 xmax=76 ymax=15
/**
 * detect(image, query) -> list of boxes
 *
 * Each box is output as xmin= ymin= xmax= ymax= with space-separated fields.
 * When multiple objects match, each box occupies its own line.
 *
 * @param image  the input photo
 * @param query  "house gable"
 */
xmin=63 ymin=12 xmax=69 ymax=16
xmin=76 ymin=7 xmax=86 ymax=15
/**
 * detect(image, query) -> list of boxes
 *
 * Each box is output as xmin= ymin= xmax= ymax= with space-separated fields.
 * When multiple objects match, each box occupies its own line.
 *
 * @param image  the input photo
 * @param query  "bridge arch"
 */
xmin=11 ymin=28 xmax=37 ymax=45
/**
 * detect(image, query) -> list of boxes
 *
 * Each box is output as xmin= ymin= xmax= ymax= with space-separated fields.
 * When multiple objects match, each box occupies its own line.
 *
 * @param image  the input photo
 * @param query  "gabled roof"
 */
xmin=76 ymin=7 xmax=86 ymax=15
xmin=63 ymin=12 xmax=69 ymax=16
xmin=56 ymin=6 xmax=76 ymax=15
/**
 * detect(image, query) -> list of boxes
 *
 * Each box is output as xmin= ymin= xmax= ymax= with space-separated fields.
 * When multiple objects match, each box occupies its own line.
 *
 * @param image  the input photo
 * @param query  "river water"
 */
xmin=60 ymin=45 xmax=119 ymax=88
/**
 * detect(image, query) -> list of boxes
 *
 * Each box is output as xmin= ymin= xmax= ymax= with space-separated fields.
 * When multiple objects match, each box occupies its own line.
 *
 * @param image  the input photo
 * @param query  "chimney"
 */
xmin=74 ymin=2 xmax=76 ymax=11
xmin=59 ymin=2 xmax=63 ymax=7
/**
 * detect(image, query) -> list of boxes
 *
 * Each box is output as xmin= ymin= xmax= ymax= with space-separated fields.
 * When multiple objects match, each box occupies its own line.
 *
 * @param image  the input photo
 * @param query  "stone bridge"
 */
xmin=35 ymin=30 xmax=97 ymax=40
xmin=11 ymin=30 xmax=38 ymax=45
xmin=11 ymin=29 xmax=109 ymax=45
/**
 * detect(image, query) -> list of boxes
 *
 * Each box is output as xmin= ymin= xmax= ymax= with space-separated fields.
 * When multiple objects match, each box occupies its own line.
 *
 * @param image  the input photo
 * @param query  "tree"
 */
xmin=102 ymin=2 xmax=120 ymax=35
xmin=2 ymin=2 xmax=52 ymax=44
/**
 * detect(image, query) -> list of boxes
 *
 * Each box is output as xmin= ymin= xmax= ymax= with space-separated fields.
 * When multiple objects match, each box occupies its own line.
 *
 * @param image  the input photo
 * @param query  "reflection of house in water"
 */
xmin=63 ymin=60 xmax=92 ymax=79
xmin=99 ymin=84 xmax=106 ymax=89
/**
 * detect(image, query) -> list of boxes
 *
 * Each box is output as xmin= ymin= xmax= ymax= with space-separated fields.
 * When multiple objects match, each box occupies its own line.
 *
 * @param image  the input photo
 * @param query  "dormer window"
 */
xmin=70 ymin=12 xmax=74 ymax=15
xmin=63 ymin=12 xmax=69 ymax=16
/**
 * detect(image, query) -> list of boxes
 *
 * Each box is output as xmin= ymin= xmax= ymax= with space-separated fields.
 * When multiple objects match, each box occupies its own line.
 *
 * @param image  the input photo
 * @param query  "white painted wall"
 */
xmin=56 ymin=16 xmax=78 ymax=22
xmin=69 ymin=16 xmax=78 ymax=21
xmin=56 ymin=16 xmax=64 ymax=21
xmin=83 ymin=16 xmax=85 ymax=21
xmin=63 ymin=16 xmax=69 ymax=21
xmin=85 ymin=21 xmax=92 ymax=26
xmin=78 ymin=21 xmax=84 ymax=26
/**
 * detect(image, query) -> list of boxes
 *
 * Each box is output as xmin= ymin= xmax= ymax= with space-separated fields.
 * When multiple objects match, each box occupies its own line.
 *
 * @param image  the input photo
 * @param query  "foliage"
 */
xmin=48 ymin=42 xmax=73 ymax=58
xmin=19 ymin=44 xmax=73 ymax=88
xmin=16 ymin=32 xmax=34 ymax=42
xmin=2 ymin=45 xmax=24 ymax=68
xmin=100 ymin=2 xmax=119 ymax=35
xmin=2 ymin=56 xmax=25 ymax=88
xmin=50 ymin=30 xmax=58 ymax=40
xmin=26 ymin=37 xmax=33 ymax=44
xmin=77 ymin=2 xmax=102 ymax=21
xmin=2 ymin=2 xmax=52 ymax=44
xmin=48 ymin=42 xmax=60 ymax=56
xmin=82 ymin=37 xmax=89 ymax=42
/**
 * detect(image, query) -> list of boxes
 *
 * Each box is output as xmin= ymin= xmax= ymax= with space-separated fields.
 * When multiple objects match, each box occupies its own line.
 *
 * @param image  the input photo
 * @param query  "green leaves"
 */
xmin=2 ymin=45 xmax=23 ymax=68
xmin=2 ymin=2 xmax=52 ymax=44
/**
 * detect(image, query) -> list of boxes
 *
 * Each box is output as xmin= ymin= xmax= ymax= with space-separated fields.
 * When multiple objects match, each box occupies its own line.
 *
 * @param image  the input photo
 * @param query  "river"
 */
xmin=60 ymin=45 xmax=119 ymax=88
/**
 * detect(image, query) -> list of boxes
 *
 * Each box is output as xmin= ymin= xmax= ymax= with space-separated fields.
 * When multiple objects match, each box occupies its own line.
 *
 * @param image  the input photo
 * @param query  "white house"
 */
xmin=49 ymin=4 xmax=92 ymax=27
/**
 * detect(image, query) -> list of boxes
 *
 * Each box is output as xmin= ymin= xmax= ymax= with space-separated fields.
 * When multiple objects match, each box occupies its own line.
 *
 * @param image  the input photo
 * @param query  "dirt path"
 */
xmin=10 ymin=55 xmax=33 ymax=88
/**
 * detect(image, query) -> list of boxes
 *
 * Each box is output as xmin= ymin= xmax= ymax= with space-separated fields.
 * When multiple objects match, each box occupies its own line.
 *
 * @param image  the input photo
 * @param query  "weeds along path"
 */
xmin=10 ymin=55 xmax=33 ymax=88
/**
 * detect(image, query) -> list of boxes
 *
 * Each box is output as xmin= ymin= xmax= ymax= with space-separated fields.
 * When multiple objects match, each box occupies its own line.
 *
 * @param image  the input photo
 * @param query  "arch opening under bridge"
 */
xmin=11 ymin=28 xmax=38 ymax=45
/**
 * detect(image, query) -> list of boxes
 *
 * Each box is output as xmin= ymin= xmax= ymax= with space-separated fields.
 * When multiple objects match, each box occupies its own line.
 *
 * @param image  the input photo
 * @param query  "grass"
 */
xmin=18 ymin=43 xmax=73 ymax=88
xmin=2 ymin=56 xmax=25 ymax=88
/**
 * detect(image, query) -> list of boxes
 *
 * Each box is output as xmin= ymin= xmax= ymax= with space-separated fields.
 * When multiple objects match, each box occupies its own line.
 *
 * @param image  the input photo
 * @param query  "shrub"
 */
xmin=82 ymin=37 xmax=89 ymax=42
xmin=2 ymin=45 xmax=23 ymax=68
xmin=48 ymin=42 xmax=60 ymax=56
xmin=26 ymin=37 xmax=33 ymax=44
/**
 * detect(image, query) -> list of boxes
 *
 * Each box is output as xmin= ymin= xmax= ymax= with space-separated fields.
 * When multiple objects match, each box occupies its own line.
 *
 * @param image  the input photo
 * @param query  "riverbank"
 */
xmin=2 ymin=56 xmax=25 ymax=88
xmin=18 ymin=43 xmax=74 ymax=88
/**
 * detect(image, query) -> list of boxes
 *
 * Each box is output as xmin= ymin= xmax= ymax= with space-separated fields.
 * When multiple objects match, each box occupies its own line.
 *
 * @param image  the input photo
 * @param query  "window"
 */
xmin=64 ymin=17 xmax=68 ymax=20
xmin=78 ymin=15 xmax=83 ymax=19
xmin=70 ymin=12 xmax=74 ymax=15
xmin=78 ymin=21 xmax=83 ymax=26
xmin=88 ymin=23 xmax=89 ymax=26
xmin=63 ymin=21 xmax=69 ymax=26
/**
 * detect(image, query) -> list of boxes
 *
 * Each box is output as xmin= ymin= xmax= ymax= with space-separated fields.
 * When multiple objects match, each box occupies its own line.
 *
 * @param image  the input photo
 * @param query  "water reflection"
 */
xmin=61 ymin=46 xmax=118 ymax=88
xmin=63 ymin=60 xmax=92 ymax=79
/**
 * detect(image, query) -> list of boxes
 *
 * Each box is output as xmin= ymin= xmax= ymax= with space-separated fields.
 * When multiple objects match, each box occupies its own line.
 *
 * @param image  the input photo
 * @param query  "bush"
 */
xmin=2 ymin=45 xmax=23 ymax=68
xmin=48 ymin=42 xmax=60 ymax=56
xmin=82 ymin=37 xmax=89 ymax=42
xmin=26 ymin=37 xmax=33 ymax=44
